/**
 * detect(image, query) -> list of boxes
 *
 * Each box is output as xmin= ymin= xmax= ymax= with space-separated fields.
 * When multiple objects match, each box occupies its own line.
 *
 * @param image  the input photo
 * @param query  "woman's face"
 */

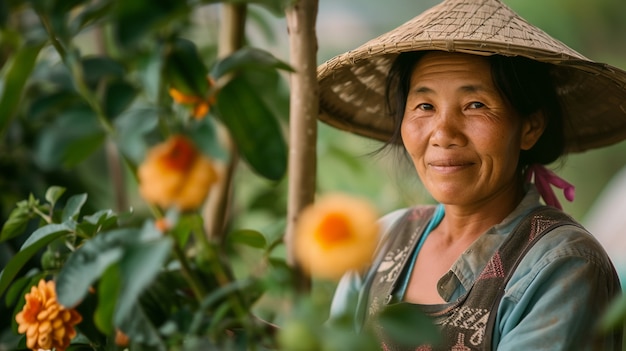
xmin=401 ymin=52 xmax=541 ymax=208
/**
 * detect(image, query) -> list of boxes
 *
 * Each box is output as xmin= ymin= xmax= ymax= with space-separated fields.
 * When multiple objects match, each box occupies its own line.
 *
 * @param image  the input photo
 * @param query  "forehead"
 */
xmin=410 ymin=52 xmax=493 ymax=84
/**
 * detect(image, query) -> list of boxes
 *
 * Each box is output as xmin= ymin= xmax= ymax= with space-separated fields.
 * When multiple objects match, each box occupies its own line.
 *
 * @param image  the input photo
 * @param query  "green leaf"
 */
xmin=215 ymin=75 xmax=287 ymax=181
xmin=56 ymin=228 xmax=139 ymax=307
xmin=0 ymin=40 xmax=45 ymax=138
xmin=599 ymin=293 xmax=626 ymax=332
xmin=45 ymin=186 xmax=66 ymax=207
xmin=114 ymin=237 xmax=172 ymax=325
xmin=62 ymin=132 xmax=107 ymax=168
xmin=118 ymin=302 xmax=166 ymax=348
xmin=376 ymin=303 xmax=441 ymax=347
xmin=0 ymin=202 xmax=32 ymax=242
xmin=5 ymin=271 xmax=43 ymax=309
xmin=114 ymin=106 xmax=159 ymax=163
xmin=211 ymin=47 xmax=293 ymax=80
xmin=104 ymin=80 xmax=137 ymax=118
xmin=0 ymin=223 xmax=72 ymax=297
xmin=34 ymin=105 xmax=103 ymax=170
xmin=165 ymin=38 xmax=209 ymax=96
xmin=81 ymin=56 xmax=125 ymax=88
xmin=227 ymin=229 xmax=267 ymax=249
xmin=95 ymin=264 xmax=121 ymax=335
xmin=62 ymin=193 xmax=88 ymax=222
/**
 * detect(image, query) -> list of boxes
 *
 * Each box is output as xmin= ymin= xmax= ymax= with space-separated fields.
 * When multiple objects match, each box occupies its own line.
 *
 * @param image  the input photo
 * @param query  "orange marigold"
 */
xmin=15 ymin=279 xmax=82 ymax=351
xmin=169 ymin=77 xmax=217 ymax=120
xmin=138 ymin=135 xmax=218 ymax=211
xmin=295 ymin=193 xmax=380 ymax=280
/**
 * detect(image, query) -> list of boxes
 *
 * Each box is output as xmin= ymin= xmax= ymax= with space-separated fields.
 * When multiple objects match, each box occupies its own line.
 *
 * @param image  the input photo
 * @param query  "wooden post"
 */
xmin=285 ymin=0 xmax=319 ymax=292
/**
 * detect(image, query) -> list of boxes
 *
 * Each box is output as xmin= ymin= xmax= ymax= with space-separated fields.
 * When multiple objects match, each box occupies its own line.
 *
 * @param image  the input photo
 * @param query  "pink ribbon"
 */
xmin=525 ymin=164 xmax=575 ymax=210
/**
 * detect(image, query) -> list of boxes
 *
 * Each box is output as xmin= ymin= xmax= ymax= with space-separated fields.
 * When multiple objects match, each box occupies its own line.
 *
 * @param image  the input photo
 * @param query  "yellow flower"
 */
xmin=15 ymin=279 xmax=82 ymax=351
xmin=295 ymin=193 xmax=380 ymax=280
xmin=169 ymin=77 xmax=217 ymax=120
xmin=138 ymin=135 xmax=218 ymax=211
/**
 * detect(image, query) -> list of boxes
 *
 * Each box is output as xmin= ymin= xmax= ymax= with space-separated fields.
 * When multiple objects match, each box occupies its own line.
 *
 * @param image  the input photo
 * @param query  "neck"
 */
xmin=436 ymin=183 xmax=525 ymax=244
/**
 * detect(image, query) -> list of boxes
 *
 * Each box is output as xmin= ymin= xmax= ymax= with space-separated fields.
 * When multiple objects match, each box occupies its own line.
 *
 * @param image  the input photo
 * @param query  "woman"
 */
xmin=317 ymin=0 xmax=626 ymax=350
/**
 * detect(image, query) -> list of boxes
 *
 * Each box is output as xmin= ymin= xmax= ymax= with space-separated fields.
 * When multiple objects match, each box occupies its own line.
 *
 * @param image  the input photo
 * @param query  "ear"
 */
xmin=520 ymin=111 xmax=546 ymax=150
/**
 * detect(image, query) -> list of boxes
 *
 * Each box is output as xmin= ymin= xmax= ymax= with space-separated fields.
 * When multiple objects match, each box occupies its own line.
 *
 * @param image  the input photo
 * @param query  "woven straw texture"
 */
xmin=317 ymin=0 xmax=626 ymax=153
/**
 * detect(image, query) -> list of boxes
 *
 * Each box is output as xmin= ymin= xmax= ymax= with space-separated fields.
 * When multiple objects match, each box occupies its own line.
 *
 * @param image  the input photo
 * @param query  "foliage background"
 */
xmin=0 ymin=0 xmax=625 ymax=349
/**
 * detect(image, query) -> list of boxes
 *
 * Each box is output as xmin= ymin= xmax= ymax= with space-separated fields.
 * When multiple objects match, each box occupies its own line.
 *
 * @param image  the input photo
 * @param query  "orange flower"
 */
xmin=138 ymin=135 xmax=218 ymax=211
xmin=169 ymin=77 xmax=217 ymax=120
xmin=295 ymin=193 xmax=380 ymax=280
xmin=15 ymin=279 xmax=82 ymax=351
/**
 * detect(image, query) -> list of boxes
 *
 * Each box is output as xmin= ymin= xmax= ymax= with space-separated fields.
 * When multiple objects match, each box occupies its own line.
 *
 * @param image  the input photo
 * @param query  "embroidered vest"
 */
xmin=360 ymin=205 xmax=581 ymax=351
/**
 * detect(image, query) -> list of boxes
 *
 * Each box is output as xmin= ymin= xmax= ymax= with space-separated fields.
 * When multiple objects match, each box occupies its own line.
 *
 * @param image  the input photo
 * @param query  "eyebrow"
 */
xmin=410 ymin=84 xmax=489 ymax=95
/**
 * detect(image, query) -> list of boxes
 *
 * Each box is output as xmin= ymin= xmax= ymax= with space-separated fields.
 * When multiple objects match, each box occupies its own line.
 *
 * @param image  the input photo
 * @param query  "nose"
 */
xmin=430 ymin=108 xmax=465 ymax=148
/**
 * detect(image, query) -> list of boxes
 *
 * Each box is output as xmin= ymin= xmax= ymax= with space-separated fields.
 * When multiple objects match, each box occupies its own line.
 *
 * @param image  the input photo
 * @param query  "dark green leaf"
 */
xmin=113 ymin=0 xmax=189 ymax=49
xmin=56 ymin=228 xmax=139 ymax=307
xmin=104 ymin=80 xmax=137 ymax=118
xmin=0 ymin=40 xmax=45 ymax=137
xmin=376 ymin=302 xmax=441 ymax=347
xmin=69 ymin=0 xmax=114 ymax=34
xmin=62 ymin=193 xmax=88 ymax=222
xmin=119 ymin=303 xmax=166 ymax=348
xmin=62 ymin=132 xmax=107 ymax=168
xmin=165 ymin=38 xmax=209 ymax=96
xmin=228 ymin=229 xmax=267 ymax=249
xmin=211 ymin=47 xmax=293 ymax=80
xmin=215 ymin=75 xmax=287 ymax=181
xmin=5 ymin=272 xmax=43 ymax=309
xmin=115 ymin=237 xmax=172 ymax=325
xmin=81 ymin=56 xmax=125 ymax=88
xmin=0 ymin=223 xmax=72 ymax=297
xmin=95 ymin=264 xmax=121 ymax=335
xmin=188 ymin=118 xmax=229 ymax=161
xmin=34 ymin=105 xmax=103 ymax=170
xmin=45 ymin=186 xmax=66 ymax=207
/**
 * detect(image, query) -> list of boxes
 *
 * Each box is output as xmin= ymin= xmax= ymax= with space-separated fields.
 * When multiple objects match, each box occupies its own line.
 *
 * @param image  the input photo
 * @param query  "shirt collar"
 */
xmin=438 ymin=185 xmax=543 ymax=301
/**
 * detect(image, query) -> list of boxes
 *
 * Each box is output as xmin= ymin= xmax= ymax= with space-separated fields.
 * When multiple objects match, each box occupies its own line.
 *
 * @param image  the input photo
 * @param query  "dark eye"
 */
xmin=468 ymin=102 xmax=485 ymax=109
xmin=417 ymin=103 xmax=434 ymax=111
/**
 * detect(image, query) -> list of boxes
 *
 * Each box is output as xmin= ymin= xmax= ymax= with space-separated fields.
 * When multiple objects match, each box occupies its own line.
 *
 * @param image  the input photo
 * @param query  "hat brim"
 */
xmin=317 ymin=0 xmax=626 ymax=153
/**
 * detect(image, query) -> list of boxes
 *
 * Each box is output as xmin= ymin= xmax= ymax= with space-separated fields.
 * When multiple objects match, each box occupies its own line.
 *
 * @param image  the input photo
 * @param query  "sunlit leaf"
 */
xmin=215 ymin=75 xmax=287 ymax=181
xmin=45 ymin=186 xmax=66 ymax=207
xmin=62 ymin=193 xmax=88 ymax=222
xmin=0 ymin=223 xmax=72 ymax=297
xmin=0 ymin=40 xmax=45 ymax=137
xmin=228 ymin=229 xmax=267 ymax=249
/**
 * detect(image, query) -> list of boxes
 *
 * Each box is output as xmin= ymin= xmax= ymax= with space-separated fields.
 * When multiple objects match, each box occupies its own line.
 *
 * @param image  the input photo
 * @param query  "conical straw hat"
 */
xmin=317 ymin=0 xmax=626 ymax=153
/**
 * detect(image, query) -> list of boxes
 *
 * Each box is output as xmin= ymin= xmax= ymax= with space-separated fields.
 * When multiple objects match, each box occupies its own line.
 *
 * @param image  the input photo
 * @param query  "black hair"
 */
xmin=382 ymin=51 xmax=565 ymax=171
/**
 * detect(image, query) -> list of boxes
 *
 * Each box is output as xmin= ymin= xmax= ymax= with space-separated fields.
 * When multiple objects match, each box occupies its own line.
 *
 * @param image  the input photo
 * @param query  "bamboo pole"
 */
xmin=285 ymin=0 xmax=319 ymax=292
xmin=204 ymin=4 xmax=246 ymax=239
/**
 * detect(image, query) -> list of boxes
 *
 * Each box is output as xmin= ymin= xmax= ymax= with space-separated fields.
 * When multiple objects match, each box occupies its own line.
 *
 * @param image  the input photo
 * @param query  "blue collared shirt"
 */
xmin=329 ymin=186 xmax=622 ymax=350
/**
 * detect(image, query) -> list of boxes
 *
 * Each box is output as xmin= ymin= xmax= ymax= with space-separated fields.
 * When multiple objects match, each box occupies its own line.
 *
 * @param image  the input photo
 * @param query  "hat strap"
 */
xmin=525 ymin=164 xmax=575 ymax=210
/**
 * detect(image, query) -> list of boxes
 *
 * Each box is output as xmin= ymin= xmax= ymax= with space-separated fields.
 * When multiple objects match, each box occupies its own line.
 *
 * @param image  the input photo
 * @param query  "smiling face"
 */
xmin=401 ymin=52 xmax=544 ymax=209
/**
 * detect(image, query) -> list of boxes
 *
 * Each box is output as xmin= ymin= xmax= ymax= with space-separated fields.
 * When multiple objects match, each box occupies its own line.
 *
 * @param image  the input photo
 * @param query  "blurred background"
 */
xmin=1 ymin=0 xmax=625 ymax=327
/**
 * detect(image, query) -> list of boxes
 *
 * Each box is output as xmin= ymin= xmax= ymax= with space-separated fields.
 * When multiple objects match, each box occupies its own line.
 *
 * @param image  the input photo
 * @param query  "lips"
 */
xmin=427 ymin=159 xmax=475 ymax=173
